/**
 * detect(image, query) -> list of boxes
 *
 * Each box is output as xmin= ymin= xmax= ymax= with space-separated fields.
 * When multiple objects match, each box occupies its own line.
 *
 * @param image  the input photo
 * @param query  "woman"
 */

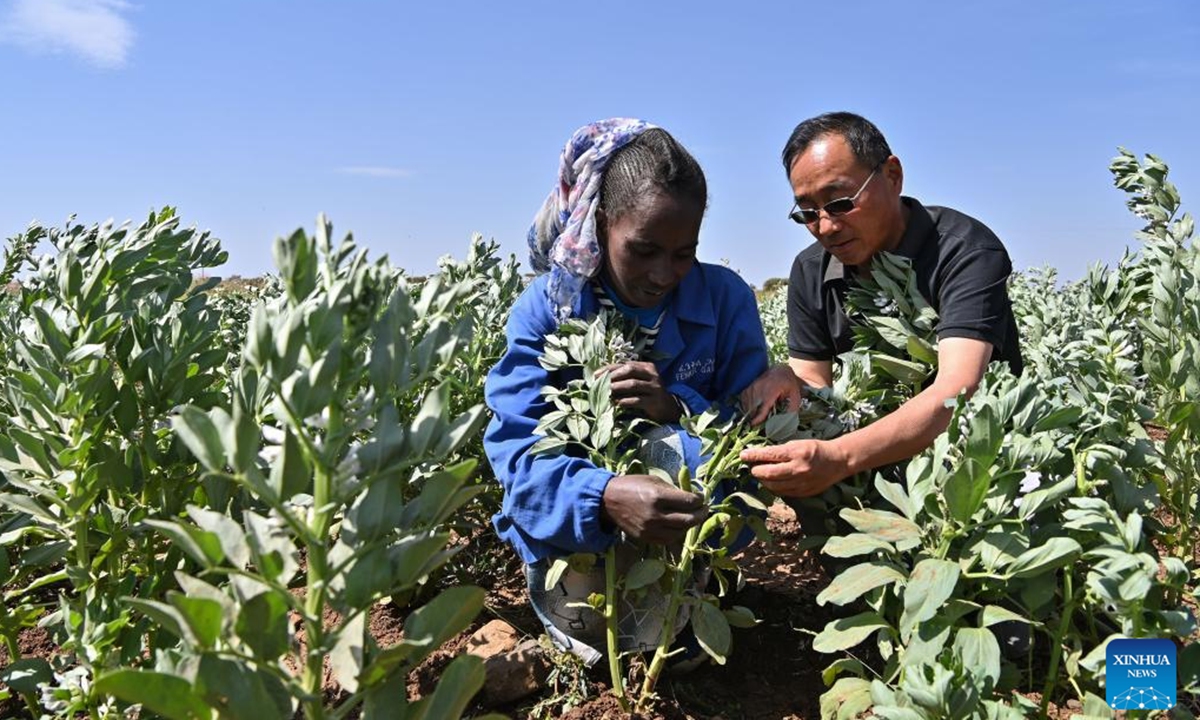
xmin=483 ymin=118 xmax=768 ymax=665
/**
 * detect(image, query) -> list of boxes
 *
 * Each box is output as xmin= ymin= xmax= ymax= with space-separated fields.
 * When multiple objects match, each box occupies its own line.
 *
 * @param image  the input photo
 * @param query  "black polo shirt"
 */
xmin=787 ymin=196 xmax=1024 ymax=375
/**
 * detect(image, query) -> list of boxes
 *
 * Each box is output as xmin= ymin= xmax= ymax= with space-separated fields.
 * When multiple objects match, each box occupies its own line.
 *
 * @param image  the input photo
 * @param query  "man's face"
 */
xmin=788 ymin=133 xmax=904 ymax=267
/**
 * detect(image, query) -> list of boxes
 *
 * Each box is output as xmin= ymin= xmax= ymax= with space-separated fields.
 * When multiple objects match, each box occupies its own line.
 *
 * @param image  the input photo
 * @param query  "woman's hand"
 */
xmin=601 ymin=361 xmax=681 ymax=423
xmin=601 ymin=474 xmax=706 ymax=544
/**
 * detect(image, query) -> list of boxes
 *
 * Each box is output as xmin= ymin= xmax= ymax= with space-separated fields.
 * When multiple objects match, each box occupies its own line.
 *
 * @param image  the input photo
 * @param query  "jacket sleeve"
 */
xmin=483 ymin=286 xmax=617 ymax=563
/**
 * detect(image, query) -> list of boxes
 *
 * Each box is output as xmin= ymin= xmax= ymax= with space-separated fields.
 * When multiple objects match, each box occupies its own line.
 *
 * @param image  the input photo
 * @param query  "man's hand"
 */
xmin=602 ymin=361 xmax=680 ymax=423
xmin=740 ymin=364 xmax=803 ymax=425
xmin=601 ymin=474 xmax=707 ymax=544
xmin=739 ymin=439 xmax=851 ymax=498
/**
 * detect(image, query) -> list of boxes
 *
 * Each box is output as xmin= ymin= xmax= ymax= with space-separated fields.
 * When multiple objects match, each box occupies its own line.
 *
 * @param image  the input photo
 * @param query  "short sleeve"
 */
xmin=787 ymin=254 xmax=835 ymax=361
xmin=935 ymin=247 xmax=1014 ymax=350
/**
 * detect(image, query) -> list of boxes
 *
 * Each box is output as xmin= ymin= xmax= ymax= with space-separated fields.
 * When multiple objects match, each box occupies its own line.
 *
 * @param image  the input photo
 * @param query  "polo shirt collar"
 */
xmin=822 ymin=196 xmax=930 ymax=285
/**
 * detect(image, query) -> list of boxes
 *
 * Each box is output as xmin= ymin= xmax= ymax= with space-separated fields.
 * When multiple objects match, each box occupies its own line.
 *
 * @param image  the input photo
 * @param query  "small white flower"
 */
xmin=1019 ymin=470 xmax=1043 ymax=495
xmin=261 ymin=424 xmax=287 ymax=444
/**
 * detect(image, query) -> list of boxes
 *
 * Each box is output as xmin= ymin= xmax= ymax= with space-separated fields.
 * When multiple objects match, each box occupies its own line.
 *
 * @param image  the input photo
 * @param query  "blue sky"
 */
xmin=1 ymin=1 xmax=1197 ymax=286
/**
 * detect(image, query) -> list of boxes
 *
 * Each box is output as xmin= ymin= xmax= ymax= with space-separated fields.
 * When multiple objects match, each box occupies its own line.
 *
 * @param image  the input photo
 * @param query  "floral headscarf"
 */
xmin=527 ymin=118 xmax=656 ymax=322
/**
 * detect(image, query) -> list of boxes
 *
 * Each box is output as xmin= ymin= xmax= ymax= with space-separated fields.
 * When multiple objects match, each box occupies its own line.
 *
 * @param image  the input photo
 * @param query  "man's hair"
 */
xmin=600 ymin=128 xmax=708 ymax=219
xmin=781 ymin=112 xmax=892 ymax=175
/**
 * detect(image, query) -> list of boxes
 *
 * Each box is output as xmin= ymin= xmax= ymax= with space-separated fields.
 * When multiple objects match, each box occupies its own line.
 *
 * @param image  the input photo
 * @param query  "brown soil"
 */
xmin=4 ymin=500 xmax=1196 ymax=719
xmin=420 ymin=503 xmax=838 ymax=719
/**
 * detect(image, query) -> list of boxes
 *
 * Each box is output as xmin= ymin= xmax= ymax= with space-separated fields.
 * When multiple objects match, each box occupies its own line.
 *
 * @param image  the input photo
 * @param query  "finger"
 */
xmin=740 ymin=445 xmax=798 ymax=464
xmin=748 ymin=461 xmax=810 ymax=484
xmin=603 ymin=361 xmax=657 ymax=381
xmin=656 ymin=490 xmax=705 ymax=513
xmin=610 ymin=378 xmax=658 ymax=398
xmin=748 ymin=399 xmax=771 ymax=426
xmin=659 ymin=509 xmax=707 ymax=529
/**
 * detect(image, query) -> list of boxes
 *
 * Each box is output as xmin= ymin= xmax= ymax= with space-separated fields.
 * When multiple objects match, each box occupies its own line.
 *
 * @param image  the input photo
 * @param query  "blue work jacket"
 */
xmin=483 ymin=262 xmax=770 ymax=563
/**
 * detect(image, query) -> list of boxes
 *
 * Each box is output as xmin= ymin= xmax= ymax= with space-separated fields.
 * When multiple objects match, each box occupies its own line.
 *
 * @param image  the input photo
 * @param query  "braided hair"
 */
xmin=599 ymin=128 xmax=707 ymax=224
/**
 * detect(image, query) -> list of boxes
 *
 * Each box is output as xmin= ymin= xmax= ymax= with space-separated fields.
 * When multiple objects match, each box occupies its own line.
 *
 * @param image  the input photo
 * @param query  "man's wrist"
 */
xmin=827 ymin=435 xmax=860 ymax=480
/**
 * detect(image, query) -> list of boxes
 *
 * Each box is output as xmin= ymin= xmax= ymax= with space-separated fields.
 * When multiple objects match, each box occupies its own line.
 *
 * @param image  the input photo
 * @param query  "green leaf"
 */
xmin=820 ymin=677 xmax=872 ymax=720
xmin=188 ymin=505 xmax=250 ymax=569
xmin=243 ymin=511 xmax=299 ymax=586
xmin=235 ymin=591 xmax=290 ymax=661
xmin=0 ymin=657 xmax=52 ymax=695
xmin=1018 ymin=476 xmax=1075 ymax=520
xmin=901 ymin=617 xmax=953 ymax=670
xmin=871 ymin=354 xmax=929 ymax=384
xmin=63 ymin=342 xmax=106 ymax=364
xmin=403 ymin=461 xmax=477 ymax=528
xmin=330 ymin=611 xmax=365 ymax=694
xmin=402 ymin=586 xmax=485 ymax=664
xmin=0 ymin=493 xmax=59 ymax=527
xmin=349 ymin=473 xmax=407 ymax=543
xmin=145 ymin=519 xmax=225 ymax=568
xmin=953 ymin=627 xmax=1000 ymax=687
xmin=964 ymin=404 xmax=1003 ymax=466
xmin=168 ymin=592 xmax=225 ymax=650
xmin=839 ymin=508 xmax=922 ymax=550
xmin=1006 ymin=537 xmax=1082 ymax=579
xmin=980 ymin=605 xmax=1032 ymax=628
xmin=195 ymin=654 xmax=292 ymax=720
xmin=899 ymin=559 xmax=960 ymax=641
xmin=821 ymin=657 xmax=867 ymax=686
xmin=944 ymin=458 xmax=990 ymax=523
xmin=408 ymin=654 xmax=485 ymax=720
xmin=391 ymin=533 xmax=456 ymax=588
xmin=125 ymin=597 xmax=193 ymax=645
xmin=723 ymin=605 xmax=758 ymax=629
xmin=971 ymin=531 xmax=1027 ymax=573
xmin=172 ymin=406 xmax=226 ymax=472
xmin=823 ymin=533 xmax=894 ymax=559
xmin=875 ymin=476 xmax=914 ymax=520
xmin=726 ymin=490 xmax=769 ymax=513
xmin=624 ymin=558 xmax=666 ymax=591
xmin=906 ymin=334 xmax=938 ymax=365
xmin=362 ymin=671 xmax=407 ymax=719
xmin=812 ymin=612 xmax=889 ymax=653
xmin=692 ymin=600 xmax=731 ymax=665
xmin=94 ymin=669 xmax=213 ymax=720
xmin=223 ymin=404 xmax=260 ymax=475
xmin=544 ymin=558 xmax=570 ymax=592
xmin=1031 ymin=406 xmax=1084 ymax=433
xmin=817 ymin=562 xmax=906 ymax=607
xmin=269 ymin=427 xmax=310 ymax=500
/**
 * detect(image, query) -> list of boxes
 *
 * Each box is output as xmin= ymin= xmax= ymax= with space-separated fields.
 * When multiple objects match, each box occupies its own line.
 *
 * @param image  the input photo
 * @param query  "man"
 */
xmin=739 ymin=111 xmax=1023 ymax=498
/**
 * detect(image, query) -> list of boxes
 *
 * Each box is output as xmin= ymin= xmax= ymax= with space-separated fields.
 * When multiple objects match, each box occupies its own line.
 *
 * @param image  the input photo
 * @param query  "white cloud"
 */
xmin=336 ymin=166 xmax=414 ymax=178
xmin=1 ymin=0 xmax=134 ymax=69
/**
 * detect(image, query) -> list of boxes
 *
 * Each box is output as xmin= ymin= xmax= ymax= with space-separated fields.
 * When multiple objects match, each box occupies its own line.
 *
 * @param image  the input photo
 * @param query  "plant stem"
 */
xmin=603 ymin=545 xmax=629 ymax=713
xmin=638 ymin=525 xmax=700 ymax=711
xmin=302 ymin=404 xmax=341 ymax=720
xmin=1040 ymin=571 xmax=1075 ymax=716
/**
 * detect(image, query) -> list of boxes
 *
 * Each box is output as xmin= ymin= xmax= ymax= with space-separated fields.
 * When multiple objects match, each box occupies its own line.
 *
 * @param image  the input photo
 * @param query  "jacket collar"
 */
xmin=574 ymin=264 xmax=715 ymax=364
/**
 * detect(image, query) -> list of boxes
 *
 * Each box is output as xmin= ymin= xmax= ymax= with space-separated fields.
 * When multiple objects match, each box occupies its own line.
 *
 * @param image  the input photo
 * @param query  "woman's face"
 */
xmin=599 ymin=191 xmax=703 ymax=308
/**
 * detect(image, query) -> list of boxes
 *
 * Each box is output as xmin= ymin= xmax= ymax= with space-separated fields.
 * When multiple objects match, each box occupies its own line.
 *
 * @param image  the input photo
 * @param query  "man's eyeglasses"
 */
xmin=788 ymin=166 xmax=879 ymax=225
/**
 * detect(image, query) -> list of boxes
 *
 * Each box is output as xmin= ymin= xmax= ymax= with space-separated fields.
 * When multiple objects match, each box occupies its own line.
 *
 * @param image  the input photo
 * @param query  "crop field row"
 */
xmin=0 ymin=151 xmax=1196 ymax=719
